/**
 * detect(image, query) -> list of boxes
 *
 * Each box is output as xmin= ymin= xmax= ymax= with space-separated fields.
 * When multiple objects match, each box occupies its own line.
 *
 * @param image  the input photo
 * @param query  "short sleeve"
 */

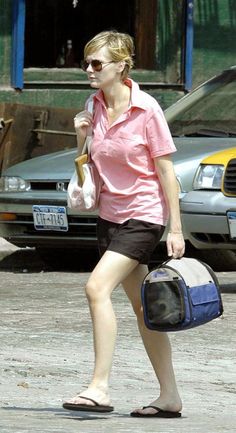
xmin=146 ymin=106 xmax=176 ymax=158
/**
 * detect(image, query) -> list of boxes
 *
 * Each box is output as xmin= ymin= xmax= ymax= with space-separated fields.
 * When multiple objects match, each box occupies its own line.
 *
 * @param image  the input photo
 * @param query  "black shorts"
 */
xmin=97 ymin=217 xmax=165 ymax=265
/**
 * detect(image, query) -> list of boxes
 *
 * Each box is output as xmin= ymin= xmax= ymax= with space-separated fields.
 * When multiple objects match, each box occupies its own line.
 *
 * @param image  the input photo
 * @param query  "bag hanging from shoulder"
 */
xmin=67 ymin=99 xmax=102 ymax=212
xmin=67 ymin=162 xmax=101 ymax=211
xmin=141 ymin=257 xmax=223 ymax=332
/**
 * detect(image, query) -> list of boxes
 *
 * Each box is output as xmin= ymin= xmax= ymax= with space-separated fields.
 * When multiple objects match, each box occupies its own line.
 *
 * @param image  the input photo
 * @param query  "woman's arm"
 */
xmin=74 ymin=110 xmax=93 ymax=154
xmin=154 ymin=155 xmax=185 ymax=259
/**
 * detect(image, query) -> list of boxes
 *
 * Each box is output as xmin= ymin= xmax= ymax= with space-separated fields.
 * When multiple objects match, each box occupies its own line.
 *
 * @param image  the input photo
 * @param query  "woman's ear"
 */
xmin=116 ymin=61 xmax=126 ymax=74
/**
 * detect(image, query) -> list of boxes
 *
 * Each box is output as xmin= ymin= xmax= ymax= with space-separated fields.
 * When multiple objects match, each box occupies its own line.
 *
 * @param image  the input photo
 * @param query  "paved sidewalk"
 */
xmin=0 ymin=268 xmax=236 ymax=433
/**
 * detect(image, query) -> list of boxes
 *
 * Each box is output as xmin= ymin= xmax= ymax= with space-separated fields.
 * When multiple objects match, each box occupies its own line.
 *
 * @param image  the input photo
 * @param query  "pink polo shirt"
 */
xmin=90 ymin=79 xmax=176 ymax=225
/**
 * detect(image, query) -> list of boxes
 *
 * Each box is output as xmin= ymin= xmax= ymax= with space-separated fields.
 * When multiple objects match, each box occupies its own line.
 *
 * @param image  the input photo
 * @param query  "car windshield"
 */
xmin=168 ymin=76 xmax=236 ymax=137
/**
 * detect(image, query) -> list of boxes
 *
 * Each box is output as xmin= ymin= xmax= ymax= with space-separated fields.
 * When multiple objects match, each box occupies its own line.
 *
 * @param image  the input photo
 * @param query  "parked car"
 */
xmin=180 ymin=148 xmax=236 ymax=270
xmin=0 ymin=66 xmax=236 ymax=268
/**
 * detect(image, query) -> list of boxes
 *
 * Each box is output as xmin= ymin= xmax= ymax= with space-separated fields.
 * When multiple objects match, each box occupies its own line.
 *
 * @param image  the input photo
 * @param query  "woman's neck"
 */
xmin=102 ymin=81 xmax=131 ymax=126
xmin=102 ymin=81 xmax=130 ymax=109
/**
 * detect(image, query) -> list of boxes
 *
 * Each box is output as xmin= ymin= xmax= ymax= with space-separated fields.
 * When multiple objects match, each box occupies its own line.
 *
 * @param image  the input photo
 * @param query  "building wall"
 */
xmin=0 ymin=0 xmax=12 ymax=87
xmin=193 ymin=0 xmax=236 ymax=87
xmin=0 ymin=0 xmax=235 ymax=110
xmin=0 ymin=0 xmax=186 ymax=110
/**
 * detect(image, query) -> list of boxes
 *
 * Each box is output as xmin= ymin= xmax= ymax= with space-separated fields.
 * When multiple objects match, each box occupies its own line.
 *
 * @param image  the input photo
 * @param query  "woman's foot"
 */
xmin=62 ymin=387 xmax=114 ymax=412
xmin=130 ymin=395 xmax=182 ymax=417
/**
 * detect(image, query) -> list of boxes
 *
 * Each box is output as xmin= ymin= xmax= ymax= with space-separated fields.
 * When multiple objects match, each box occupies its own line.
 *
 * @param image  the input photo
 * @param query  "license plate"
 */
xmin=32 ymin=205 xmax=68 ymax=231
xmin=227 ymin=211 xmax=236 ymax=239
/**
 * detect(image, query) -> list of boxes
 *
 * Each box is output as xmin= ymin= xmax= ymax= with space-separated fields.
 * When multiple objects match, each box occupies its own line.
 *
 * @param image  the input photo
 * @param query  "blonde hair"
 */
xmin=84 ymin=30 xmax=134 ymax=80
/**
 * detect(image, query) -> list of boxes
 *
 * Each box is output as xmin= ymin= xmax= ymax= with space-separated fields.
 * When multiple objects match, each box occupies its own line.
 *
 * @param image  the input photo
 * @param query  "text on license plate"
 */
xmin=227 ymin=211 xmax=236 ymax=239
xmin=32 ymin=205 xmax=68 ymax=231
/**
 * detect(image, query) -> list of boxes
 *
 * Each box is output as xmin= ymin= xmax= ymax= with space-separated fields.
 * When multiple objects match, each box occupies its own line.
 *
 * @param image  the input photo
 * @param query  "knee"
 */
xmin=85 ymin=279 xmax=98 ymax=303
xmin=85 ymin=278 xmax=107 ymax=304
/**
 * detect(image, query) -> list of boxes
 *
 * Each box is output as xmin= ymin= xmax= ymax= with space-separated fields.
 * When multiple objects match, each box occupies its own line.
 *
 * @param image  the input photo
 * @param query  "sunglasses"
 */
xmin=81 ymin=59 xmax=114 ymax=72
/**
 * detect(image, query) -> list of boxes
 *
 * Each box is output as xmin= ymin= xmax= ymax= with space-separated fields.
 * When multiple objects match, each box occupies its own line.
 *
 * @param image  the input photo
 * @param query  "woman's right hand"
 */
xmin=74 ymin=110 xmax=93 ymax=141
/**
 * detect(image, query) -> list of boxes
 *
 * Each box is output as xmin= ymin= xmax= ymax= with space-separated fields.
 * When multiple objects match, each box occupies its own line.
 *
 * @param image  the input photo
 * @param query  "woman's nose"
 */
xmin=86 ymin=63 xmax=93 ymax=72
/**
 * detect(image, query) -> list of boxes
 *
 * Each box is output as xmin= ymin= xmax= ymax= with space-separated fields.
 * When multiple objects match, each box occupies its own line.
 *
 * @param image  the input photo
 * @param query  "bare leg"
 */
xmin=122 ymin=264 xmax=182 ymax=415
xmin=63 ymin=250 xmax=138 ymax=408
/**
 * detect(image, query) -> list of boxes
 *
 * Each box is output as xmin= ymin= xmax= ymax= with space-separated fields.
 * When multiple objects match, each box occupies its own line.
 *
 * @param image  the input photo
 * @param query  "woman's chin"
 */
xmin=89 ymin=80 xmax=100 ymax=88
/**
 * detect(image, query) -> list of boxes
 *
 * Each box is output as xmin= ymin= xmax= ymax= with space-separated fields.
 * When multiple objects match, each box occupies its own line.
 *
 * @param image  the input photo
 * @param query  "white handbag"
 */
xmin=67 ymin=99 xmax=102 ymax=211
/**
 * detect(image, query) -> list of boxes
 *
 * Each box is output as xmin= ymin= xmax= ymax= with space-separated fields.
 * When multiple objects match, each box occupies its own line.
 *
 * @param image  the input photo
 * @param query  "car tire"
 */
xmin=199 ymin=249 xmax=236 ymax=272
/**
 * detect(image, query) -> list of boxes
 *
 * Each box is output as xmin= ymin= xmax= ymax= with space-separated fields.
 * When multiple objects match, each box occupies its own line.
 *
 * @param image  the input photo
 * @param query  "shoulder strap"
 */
xmin=87 ymin=98 xmax=94 ymax=114
xmin=81 ymin=97 xmax=94 ymax=155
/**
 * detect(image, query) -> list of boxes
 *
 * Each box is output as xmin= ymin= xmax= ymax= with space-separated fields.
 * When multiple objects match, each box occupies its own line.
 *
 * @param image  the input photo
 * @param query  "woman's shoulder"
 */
xmin=136 ymin=91 xmax=165 ymax=122
xmin=131 ymin=80 xmax=162 ymax=112
xmin=141 ymin=90 xmax=162 ymax=109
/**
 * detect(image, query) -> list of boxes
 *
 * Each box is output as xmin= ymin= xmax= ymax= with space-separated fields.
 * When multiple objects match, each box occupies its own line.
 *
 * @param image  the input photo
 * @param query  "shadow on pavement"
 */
xmin=0 ymin=247 xmax=100 ymax=273
xmin=0 ymin=248 xmax=49 ymax=273
xmin=0 ymin=245 xmax=235 ymax=293
xmin=1 ymin=405 xmax=121 ymax=421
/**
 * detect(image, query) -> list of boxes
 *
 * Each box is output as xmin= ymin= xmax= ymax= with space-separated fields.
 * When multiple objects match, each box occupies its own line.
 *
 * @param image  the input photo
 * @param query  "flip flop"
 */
xmin=62 ymin=396 xmax=114 ymax=413
xmin=130 ymin=405 xmax=181 ymax=418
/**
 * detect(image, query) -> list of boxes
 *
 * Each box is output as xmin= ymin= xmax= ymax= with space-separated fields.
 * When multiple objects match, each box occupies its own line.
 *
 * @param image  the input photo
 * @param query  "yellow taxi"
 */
xmin=181 ymin=148 xmax=236 ymax=270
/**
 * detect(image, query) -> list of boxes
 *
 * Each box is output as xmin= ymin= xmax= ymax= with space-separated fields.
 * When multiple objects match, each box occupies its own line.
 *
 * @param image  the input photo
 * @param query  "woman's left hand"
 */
xmin=166 ymin=232 xmax=185 ymax=259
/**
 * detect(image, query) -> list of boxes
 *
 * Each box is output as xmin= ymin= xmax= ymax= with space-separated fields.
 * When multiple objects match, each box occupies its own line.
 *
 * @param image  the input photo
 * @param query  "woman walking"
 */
xmin=63 ymin=30 xmax=185 ymax=417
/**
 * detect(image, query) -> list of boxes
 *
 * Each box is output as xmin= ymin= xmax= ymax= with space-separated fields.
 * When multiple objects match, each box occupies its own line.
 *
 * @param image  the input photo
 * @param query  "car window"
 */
xmin=169 ymin=79 xmax=236 ymax=137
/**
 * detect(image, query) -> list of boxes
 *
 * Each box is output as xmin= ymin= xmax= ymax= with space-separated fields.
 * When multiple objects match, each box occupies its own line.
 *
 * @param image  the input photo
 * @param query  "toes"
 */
xmin=131 ymin=407 xmax=157 ymax=416
xmin=65 ymin=395 xmax=95 ymax=406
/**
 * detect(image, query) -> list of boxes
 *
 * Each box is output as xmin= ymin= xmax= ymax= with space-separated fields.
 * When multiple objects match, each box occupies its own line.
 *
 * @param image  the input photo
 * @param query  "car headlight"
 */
xmin=193 ymin=164 xmax=224 ymax=190
xmin=0 ymin=176 xmax=31 ymax=192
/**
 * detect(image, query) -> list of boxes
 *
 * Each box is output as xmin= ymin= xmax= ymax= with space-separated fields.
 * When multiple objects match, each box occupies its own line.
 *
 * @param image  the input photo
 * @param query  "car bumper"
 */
xmin=0 ymin=193 xmax=98 ymax=249
xmin=0 ymin=192 xmax=174 ymax=251
xmin=180 ymin=190 xmax=236 ymax=249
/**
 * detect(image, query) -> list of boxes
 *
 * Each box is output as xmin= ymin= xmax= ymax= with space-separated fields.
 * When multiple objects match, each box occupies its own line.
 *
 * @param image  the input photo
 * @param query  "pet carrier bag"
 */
xmin=142 ymin=257 xmax=223 ymax=332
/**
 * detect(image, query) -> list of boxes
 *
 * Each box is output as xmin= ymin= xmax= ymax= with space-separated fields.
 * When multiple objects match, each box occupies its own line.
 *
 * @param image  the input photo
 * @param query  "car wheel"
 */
xmin=199 ymin=249 xmax=236 ymax=272
xmin=36 ymin=248 xmax=100 ymax=271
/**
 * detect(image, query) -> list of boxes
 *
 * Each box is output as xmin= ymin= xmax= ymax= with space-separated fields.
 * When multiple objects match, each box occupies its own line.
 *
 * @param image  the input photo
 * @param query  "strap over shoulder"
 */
xmin=87 ymin=98 xmax=94 ymax=114
xmin=81 ymin=95 xmax=95 ymax=155
xmin=85 ymin=93 xmax=96 ymax=113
